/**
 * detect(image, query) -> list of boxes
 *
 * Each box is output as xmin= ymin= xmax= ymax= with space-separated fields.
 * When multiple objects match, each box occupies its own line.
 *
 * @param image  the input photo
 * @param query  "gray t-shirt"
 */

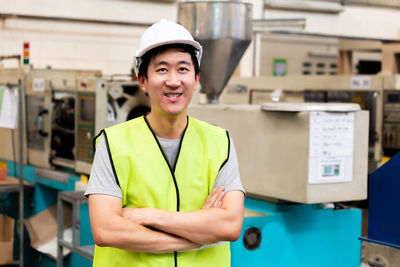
xmin=85 ymin=134 xmax=244 ymax=198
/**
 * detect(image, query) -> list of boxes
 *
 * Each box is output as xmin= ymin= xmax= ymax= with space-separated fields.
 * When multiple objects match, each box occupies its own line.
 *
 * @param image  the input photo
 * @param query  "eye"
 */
xmin=178 ymin=67 xmax=190 ymax=72
xmin=156 ymin=67 xmax=168 ymax=73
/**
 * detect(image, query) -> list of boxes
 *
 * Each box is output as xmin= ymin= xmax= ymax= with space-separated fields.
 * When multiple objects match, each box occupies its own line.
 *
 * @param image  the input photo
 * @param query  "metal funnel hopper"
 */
xmin=178 ymin=1 xmax=252 ymax=103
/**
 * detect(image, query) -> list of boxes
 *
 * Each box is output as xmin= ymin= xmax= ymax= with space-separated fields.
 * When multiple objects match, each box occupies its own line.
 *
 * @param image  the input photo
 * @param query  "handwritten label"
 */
xmin=308 ymin=112 xmax=354 ymax=184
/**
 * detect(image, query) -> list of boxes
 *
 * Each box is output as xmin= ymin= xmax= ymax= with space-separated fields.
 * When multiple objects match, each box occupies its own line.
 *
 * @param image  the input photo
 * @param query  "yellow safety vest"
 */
xmin=92 ymin=116 xmax=231 ymax=267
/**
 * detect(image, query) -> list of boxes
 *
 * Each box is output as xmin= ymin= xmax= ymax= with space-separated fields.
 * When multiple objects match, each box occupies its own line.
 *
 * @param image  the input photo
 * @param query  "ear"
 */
xmin=194 ymin=72 xmax=200 ymax=91
xmin=138 ymin=75 xmax=148 ymax=93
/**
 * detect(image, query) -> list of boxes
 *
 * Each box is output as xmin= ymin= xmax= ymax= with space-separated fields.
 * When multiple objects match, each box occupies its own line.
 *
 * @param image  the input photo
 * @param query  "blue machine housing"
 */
xmin=366 ymin=152 xmax=400 ymax=249
xmin=3 ymin=161 xmax=364 ymax=267
xmin=231 ymin=198 xmax=362 ymax=267
xmin=4 ymin=161 xmax=93 ymax=267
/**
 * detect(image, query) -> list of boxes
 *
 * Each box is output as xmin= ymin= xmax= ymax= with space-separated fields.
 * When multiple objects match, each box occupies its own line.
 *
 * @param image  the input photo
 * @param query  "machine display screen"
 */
xmin=80 ymin=98 xmax=94 ymax=123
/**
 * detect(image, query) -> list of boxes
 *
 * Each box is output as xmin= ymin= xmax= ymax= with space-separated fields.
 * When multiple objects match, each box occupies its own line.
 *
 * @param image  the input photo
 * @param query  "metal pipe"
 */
xmin=17 ymin=55 xmax=24 ymax=267
xmin=18 ymin=78 xmax=24 ymax=267
xmin=252 ymin=32 xmax=257 ymax=77
xmin=0 ymin=13 xmax=152 ymax=27
xmin=0 ymin=54 xmax=24 ymax=266
xmin=344 ymin=0 xmax=400 ymax=9
xmin=0 ymin=55 xmax=22 ymax=60
xmin=266 ymin=29 xmax=400 ymax=42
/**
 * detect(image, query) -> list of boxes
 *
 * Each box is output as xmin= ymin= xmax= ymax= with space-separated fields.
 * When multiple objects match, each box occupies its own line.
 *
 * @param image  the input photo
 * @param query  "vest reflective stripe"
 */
xmin=92 ymin=116 xmax=231 ymax=267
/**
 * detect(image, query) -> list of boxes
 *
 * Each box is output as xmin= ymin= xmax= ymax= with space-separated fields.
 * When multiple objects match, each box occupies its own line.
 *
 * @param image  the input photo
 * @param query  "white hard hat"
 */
xmin=133 ymin=19 xmax=202 ymax=76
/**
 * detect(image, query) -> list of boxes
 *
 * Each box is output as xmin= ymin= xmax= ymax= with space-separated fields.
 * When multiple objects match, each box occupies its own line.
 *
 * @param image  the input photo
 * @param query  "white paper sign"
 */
xmin=33 ymin=78 xmax=45 ymax=92
xmin=308 ymin=111 xmax=354 ymax=184
xmin=350 ymin=76 xmax=371 ymax=90
xmin=0 ymin=87 xmax=19 ymax=129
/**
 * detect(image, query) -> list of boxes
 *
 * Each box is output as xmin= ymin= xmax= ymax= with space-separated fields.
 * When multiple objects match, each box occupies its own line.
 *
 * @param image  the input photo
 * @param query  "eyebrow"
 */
xmin=153 ymin=60 xmax=192 ymax=67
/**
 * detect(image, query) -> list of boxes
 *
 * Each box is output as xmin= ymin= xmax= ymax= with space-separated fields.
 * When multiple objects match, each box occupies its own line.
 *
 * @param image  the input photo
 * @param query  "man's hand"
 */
xmin=202 ymin=186 xmax=225 ymax=209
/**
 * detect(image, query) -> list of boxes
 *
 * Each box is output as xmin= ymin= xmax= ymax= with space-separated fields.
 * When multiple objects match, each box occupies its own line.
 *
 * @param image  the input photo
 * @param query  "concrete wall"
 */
xmin=243 ymin=0 xmax=400 ymax=77
xmin=259 ymin=33 xmax=338 ymax=76
xmin=1 ymin=0 xmax=400 ymax=76
xmin=0 ymin=0 xmax=176 ymax=74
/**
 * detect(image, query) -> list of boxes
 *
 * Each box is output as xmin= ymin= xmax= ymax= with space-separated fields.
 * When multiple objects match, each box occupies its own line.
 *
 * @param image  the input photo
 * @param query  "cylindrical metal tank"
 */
xmin=178 ymin=1 xmax=252 ymax=103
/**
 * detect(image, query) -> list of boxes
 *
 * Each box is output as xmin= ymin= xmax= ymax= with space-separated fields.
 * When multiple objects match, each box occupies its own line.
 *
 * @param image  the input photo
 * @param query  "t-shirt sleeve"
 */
xmin=84 ymin=135 xmax=122 ymax=199
xmin=213 ymin=137 xmax=245 ymax=194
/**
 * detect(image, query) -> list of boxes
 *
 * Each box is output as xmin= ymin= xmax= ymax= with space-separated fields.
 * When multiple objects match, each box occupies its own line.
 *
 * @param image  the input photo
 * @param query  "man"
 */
xmin=85 ymin=19 xmax=245 ymax=267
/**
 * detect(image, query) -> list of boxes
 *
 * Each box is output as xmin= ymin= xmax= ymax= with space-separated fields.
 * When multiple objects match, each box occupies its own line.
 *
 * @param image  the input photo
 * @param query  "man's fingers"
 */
xmin=215 ymin=190 xmax=225 ymax=208
xmin=202 ymin=188 xmax=217 ymax=209
xmin=209 ymin=187 xmax=224 ymax=206
xmin=202 ymin=187 xmax=225 ymax=209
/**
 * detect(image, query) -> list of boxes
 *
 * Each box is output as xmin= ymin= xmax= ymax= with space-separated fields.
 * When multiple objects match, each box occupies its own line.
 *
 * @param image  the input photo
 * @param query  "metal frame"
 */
xmin=0 ymin=184 xmax=20 ymax=194
xmin=0 ymin=54 xmax=24 ymax=267
xmin=57 ymin=191 xmax=94 ymax=267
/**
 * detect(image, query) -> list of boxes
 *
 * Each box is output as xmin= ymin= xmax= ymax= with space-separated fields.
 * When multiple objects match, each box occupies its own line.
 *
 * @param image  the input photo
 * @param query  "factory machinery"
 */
xmin=0 ymin=1 xmax=398 ymax=266
xmin=0 ymin=68 xmax=150 ymax=174
xmin=179 ymin=1 xmax=384 ymax=267
xmin=0 ymin=67 xmax=150 ymax=266
xmin=221 ymin=73 xmax=400 ymax=173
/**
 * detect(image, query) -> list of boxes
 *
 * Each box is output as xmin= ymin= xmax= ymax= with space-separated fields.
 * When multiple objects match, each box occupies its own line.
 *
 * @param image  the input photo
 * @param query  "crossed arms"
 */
xmin=89 ymin=187 xmax=244 ymax=253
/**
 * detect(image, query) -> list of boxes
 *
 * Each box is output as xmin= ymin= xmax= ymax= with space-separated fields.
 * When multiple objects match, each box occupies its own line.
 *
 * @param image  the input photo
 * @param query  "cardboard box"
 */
xmin=0 ymin=213 xmax=14 ymax=265
xmin=24 ymin=204 xmax=71 ymax=249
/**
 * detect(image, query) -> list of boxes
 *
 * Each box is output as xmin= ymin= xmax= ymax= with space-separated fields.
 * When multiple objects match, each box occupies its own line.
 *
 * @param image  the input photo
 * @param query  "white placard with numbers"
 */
xmin=350 ymin=76 xmax=371 ymax=90
xmin=33 ymin=78 xmax=45 ymax=92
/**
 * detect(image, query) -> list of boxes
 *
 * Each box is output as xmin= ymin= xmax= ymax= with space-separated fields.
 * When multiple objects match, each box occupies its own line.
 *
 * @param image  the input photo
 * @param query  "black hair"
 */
xmin=138 ymin=43 xmax=200 ymax=79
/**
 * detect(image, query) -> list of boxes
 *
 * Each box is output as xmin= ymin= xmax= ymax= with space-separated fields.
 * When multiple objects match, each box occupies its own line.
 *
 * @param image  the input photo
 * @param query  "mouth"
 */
xmin=164 ymin=93 xmax=182 ymax=100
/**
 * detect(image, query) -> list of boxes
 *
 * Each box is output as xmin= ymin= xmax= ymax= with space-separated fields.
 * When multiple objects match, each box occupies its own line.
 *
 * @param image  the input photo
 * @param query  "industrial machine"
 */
xmin=75 ymin=77 xmax=107 ymax=174
xmin=75 ymin=77 xmax=150 ymax=174
xmin=179 ymin=1 xmax=369 ymax=266
xmin=0 ymin=65 xmax=99 ymax=266
xmin=382 ymin=90 xmax=400 ymax=157
xmin=222 ymin=74 xmax=400 ymax=173
xmin=0 ymin=66 xmax=149 ymax=174
xmin=0 ymin=67 xmax=101 ymax=170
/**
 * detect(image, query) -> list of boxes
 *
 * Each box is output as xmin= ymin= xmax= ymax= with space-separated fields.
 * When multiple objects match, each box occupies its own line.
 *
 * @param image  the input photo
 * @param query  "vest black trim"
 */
xmin=93 ymin=130 xmax=104 ymax=153
xmin=143 ymin=115 xmax=189 ymax=267
xmin=143 ymin=115 xmax=189 ymax=212
xmin=219 ymin=131 xmax=231 ymax=171
xmin=93 ymin=129 xmax=121 ymax=188
xmin=143 ymin=116 xmax=189 ymax=267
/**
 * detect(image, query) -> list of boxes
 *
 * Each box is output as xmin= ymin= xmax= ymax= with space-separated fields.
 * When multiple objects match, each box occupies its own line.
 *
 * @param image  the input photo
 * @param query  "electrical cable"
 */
xmin=11 ymin=129 xmax=16 ymax=176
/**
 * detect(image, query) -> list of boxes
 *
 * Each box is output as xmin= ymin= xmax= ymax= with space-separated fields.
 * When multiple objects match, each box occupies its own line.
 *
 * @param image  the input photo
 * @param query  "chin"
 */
xmin=162 ymin=105 xmax=187 ymax=116
xmin=163 ymin=108 xmax=186 ymax=117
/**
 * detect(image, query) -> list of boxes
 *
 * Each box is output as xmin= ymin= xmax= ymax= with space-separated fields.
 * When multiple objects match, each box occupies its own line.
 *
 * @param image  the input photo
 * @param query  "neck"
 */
xmin=146 ymin=112 xmax=187 ymax=139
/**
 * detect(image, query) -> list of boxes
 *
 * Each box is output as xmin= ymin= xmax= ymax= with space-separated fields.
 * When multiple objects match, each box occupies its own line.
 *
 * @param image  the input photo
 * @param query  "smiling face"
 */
xmin=138 ymin=47 xmax=200 ymax=119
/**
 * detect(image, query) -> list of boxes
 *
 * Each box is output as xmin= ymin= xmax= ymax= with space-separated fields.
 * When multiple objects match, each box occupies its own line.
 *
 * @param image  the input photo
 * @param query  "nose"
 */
xmin=165 ymin=71 xmax=181 ymax=88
